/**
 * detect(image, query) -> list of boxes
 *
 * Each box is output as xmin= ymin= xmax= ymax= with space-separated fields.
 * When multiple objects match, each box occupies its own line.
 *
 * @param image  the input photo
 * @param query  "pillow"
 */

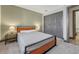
xmin=20 ymin=30 xmax=36 ymax=33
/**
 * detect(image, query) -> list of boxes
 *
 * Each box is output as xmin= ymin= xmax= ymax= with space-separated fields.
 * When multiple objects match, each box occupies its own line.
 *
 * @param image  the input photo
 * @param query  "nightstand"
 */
xmin=5 ymin=31 xmax=17 ymax=45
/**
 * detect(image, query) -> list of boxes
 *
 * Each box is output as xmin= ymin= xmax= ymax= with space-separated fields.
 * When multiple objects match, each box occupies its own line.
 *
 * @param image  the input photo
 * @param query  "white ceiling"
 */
xmin=17 ymin=5 xmax=69 ymax=16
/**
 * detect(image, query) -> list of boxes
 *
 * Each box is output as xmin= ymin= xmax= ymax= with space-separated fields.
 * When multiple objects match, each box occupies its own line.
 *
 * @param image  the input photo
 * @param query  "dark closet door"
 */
xmin=56 ymin=12 xmax=63 ymax=38
xmin=44 ymin=14 xmax=56 ymax=35
xmin=44 ymin=11 xmax=63 ymax=38
xmin=44 ymin=15 xmax=53 ymax=35
xmin=50 ymin=14 xmax=56 ymax=35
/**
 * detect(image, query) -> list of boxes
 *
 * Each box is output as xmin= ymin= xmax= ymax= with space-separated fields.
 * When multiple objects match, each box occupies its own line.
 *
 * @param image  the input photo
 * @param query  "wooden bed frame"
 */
xmin=24 ymin=36 xmax=56 ymax=54
xmin=16 ymin=26 xmax=56 ymax=54
xmin=16 ymin=26 xmax=35 ymax=32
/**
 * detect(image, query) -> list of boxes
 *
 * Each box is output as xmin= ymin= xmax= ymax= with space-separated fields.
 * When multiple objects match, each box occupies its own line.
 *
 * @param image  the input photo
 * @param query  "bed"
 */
xmin=17 ymin=26 xmax=56 ymax=54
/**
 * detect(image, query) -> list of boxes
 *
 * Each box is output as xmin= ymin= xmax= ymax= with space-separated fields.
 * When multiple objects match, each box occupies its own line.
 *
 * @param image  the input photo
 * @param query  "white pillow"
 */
xmin=20 ymin=30 xmax=36 ymax=33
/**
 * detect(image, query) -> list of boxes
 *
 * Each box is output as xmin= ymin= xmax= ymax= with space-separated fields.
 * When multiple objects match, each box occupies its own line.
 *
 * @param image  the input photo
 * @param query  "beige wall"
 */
xmin=1 ymin=5 xmax=42 ymax=40
xmin=76 ymin=11 xmax=79 ymax=32
xmin=68 ymin=6 xmax=79 ymax=37
xmin=0 ymin=6 xmax=1 ymax=40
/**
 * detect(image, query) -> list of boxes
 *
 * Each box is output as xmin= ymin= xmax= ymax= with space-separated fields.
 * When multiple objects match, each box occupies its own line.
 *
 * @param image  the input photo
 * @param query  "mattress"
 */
xmin=17 ymin=32 xmax=53 ymax=53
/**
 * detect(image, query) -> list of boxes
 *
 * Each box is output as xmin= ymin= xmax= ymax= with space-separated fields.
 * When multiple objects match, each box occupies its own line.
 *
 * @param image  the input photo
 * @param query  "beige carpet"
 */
xmin=0 ymin=42 xmax=20 ymax=54
xmin=47 ymin=38 xmax=79 ymax=54
xmin=0 ymin=38 xmax=79 ymax=54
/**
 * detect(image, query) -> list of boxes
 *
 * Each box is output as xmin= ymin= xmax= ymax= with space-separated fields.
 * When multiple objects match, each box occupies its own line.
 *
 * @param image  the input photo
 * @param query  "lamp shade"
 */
xmin=9 ymin=25 xmax=16 ymax=31
xmin=35 ymin=24 xmax=40 ymax=31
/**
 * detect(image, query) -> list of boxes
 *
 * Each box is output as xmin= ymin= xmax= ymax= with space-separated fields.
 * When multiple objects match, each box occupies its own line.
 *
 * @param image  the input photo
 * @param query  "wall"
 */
xmin=63 ymin=7 xmax=69 ymax=41
xmin=0 ymin=6 xmax=1 ymax=40
xmin=76 ymin=11 xmax=79 ymax=32
xmin=68 ymin=6 xmax=79 ymax=37
xmin=1 ymin=5 xmax=42 ymax=40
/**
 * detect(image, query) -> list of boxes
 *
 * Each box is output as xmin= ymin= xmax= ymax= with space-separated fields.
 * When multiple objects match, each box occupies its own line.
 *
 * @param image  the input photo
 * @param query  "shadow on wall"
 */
xmin=1 ymin=24 xmax=10 ymax=40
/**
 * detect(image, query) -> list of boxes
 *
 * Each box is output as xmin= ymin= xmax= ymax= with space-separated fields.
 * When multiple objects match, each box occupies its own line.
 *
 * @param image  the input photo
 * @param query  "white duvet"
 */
xmin=17 ymin=31 xmax=53 ymax=53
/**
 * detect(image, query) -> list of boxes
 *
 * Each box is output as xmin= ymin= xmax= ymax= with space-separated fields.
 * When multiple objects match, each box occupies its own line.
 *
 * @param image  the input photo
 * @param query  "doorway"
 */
xmin=74 ymin=10 xmax=79 ymax=43
xmin=70 ymin=10 xmax=79 ymax=45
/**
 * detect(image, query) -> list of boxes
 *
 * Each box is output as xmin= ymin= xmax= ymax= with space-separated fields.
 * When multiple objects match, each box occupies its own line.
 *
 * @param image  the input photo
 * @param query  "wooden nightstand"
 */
xmin=5 ymin=31 xmax=17 ymax=45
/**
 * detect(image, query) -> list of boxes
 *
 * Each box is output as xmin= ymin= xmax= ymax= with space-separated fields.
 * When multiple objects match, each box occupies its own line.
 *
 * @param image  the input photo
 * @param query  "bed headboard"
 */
xmin=16 ymin=26 xmax=35 ymax=32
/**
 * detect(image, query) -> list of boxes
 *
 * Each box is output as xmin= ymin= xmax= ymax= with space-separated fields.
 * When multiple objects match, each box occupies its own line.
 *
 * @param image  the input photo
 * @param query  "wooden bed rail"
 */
xmin=24 ymin=36 xmax=56 ymax=54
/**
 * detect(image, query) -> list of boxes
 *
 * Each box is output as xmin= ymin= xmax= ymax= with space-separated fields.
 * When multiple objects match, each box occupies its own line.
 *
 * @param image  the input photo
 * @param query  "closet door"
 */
xmin=44 ymin=11 xmax=63 ymax=38
xmin=50 ymin=14 xmax=56 ymax=35
xmin=44 ymin=14 xmax=56 ymax=35
xmin=56 ymin=12 xmax=63 ymax=38
xmin=44 ymin=15 xmax=52 ymax=34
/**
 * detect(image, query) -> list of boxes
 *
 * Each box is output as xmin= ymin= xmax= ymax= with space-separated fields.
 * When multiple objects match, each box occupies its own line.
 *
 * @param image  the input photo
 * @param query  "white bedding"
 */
xmin=17 ymin=31 xmax=53 ymax=53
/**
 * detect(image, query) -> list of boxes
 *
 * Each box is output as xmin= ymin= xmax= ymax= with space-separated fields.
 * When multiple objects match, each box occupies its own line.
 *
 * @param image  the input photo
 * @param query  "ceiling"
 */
xmin=17 ymin=5 xmax=69 ymax=16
